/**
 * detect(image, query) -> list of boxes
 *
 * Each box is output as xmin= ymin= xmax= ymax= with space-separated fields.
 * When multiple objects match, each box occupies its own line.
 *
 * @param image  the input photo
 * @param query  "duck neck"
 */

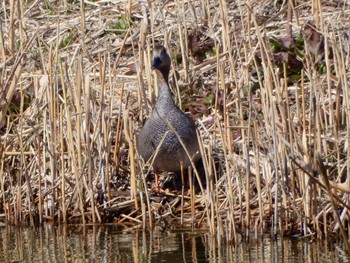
xmin=156 ymin=65 xmax=169 ymax=84
xmin=155 ymin=69 xmax=173 ymax=103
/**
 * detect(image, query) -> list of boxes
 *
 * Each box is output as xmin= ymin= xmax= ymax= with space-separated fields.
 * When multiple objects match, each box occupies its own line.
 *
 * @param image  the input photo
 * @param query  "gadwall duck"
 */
xmin=137 ymin=45 xmax=200 ymax=190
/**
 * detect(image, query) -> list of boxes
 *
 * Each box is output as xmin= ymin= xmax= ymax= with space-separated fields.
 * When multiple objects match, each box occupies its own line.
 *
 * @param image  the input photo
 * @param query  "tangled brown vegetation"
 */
xmin=1 ymin=0 xmax=350 ymax=245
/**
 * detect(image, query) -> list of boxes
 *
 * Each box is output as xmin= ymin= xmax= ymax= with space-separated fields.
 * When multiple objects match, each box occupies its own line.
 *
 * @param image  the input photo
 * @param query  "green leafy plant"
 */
xmin=109 ymin=14 xmax=130 ymax=35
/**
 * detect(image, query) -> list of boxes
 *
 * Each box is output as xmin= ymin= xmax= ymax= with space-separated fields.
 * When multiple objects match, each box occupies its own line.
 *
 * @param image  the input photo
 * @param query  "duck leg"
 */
xmin=153 ymin=173 xmax=165 ymax=193
xmin=154 ymin=173 xmax=160 ymax=192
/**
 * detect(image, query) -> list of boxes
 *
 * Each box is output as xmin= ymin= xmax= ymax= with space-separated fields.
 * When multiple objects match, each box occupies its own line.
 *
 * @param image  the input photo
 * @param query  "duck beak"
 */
xmin=151 ymin=57 xmax=162 ymax=69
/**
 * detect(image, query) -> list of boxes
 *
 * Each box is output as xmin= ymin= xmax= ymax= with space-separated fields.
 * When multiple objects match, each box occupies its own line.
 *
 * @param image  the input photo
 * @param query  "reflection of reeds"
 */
xmin=1 ymin=225 xmax=348 ymax=262
xmin=1 ymin=0 xmax=350 ymax=246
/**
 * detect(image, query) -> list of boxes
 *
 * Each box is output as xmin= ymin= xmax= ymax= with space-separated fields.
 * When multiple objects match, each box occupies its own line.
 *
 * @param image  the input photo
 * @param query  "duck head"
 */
xmin=152 ymin=45 xmax=171 ymax=80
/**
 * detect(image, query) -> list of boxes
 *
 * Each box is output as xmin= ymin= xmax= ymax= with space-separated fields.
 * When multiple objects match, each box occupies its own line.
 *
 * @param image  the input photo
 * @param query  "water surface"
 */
xmin=0 ymin=224 xmax=348 ymax=262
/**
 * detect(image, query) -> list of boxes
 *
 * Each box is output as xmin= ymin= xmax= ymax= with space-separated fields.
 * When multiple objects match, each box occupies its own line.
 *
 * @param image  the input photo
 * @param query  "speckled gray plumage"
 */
xmin=137 ymin=45 xmax=200 ymax=173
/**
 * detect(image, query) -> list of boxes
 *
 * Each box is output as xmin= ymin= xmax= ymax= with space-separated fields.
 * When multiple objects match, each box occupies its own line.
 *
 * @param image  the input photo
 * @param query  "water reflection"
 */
xmin=0 ymin=224 xmax=348 ymax=262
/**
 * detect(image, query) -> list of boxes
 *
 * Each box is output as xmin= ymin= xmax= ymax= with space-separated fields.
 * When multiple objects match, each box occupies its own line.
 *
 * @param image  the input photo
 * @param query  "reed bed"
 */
xmin=1 ymin=0 xmax=350 ymax=244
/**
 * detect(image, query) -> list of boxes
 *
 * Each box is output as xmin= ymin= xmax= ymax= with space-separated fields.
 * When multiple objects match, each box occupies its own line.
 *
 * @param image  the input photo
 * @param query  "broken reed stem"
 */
xmin=176 ymin=0 xmax=188 ymax=89
xmin=129 ymin=118 xmax=138 ymax=208
xmin=75 ymin=58 xmax=85 ymax=216
xmin=59 ymin=104 xmax=66 ymax=223
xmin=36 ymin=133 xmax=43 ymax=224
xmin=181 ymin=164 xmax=184 ymax=226
xmin=49 ymin=59 xmax=57 ymax=220
xmin=139 ymin=160 xmax=153 ymax=229
xmin=189 ymin=167 xmax=195 ymax=228
xmin=136 ymin=34 xmax=149 ymax=116
xmin=80 ymin=0 xmax=86 ymax=32
xmin=0 ymin=19 xmax=5 ymax=61
xmin=122 ymin=92 xmax=137 ymax=208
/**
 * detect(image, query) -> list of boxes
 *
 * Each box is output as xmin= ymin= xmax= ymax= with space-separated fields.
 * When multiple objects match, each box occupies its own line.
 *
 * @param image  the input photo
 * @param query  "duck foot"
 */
xmin=152 ymin=173 xmax=164 ymax=193
xmin=152 ymin=186 xmax=165 ymax=194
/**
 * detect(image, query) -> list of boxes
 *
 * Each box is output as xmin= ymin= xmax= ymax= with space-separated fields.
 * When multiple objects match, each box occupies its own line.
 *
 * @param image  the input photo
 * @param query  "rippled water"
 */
xmin=0 ymin=224 xmax=348 ymax=262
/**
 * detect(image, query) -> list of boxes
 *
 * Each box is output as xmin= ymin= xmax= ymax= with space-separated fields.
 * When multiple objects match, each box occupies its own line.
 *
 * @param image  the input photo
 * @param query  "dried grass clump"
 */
xmin=1 ymin=0 xmax=350 ymax=244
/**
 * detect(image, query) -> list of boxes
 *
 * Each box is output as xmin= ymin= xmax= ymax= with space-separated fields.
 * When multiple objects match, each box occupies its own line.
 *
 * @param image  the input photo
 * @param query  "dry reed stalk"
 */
xmin=8 ymin=0 xmax=15 ymax=51
xmin=80 ymin=0 xmax=86 ymax=32
xmin=0 ymin=0 xmax=350 ymax=245
xmin=177 ymin=0 xmax=189 ymax=87
xmin=112 ymin=84 xmax=124 ymax=202
xmin=124 ymin=109 xmax=137 ymax=207
xmin=59 ymin=104 xmax=66 ymax=223
xmin=180 ymin=165 xmax=184 ymax=226
xmin=0 ymin=19 xmax=5 ymax=62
